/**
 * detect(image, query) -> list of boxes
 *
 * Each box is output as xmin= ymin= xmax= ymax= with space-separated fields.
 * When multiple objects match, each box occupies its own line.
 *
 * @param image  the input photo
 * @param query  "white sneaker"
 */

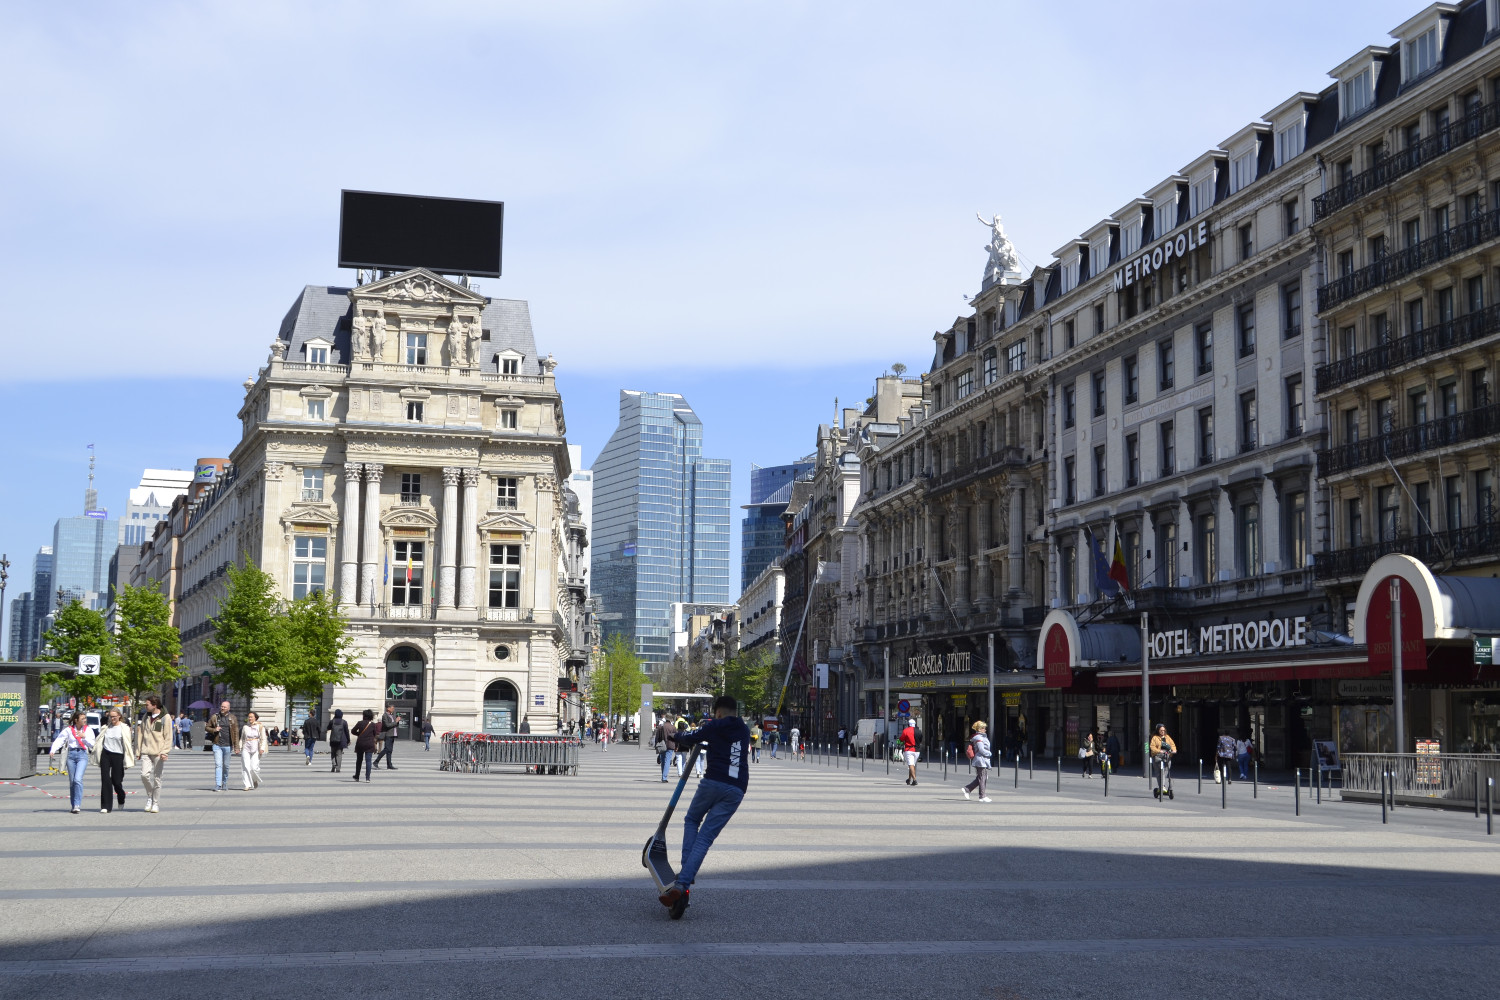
xmin=978 ymin=797 xmax=993 ymax=803
xmin=71 ymin=807 xmax=80 ymax=814
xmin=962 ymin=788 xmax=971 ymax=800
xmin=100 ymin=808 xmax=109 ymax=813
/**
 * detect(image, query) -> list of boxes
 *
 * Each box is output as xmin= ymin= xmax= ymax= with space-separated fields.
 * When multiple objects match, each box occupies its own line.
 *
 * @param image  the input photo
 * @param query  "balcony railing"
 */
xmin=1317 ymin=401 xmax=1500 ymax=476
xmin=928 ymin=446 xmax=1027 ymax=496
xmin=1313 ymin=100 xmax=1500 ymax=221
xmin=301 ymin=489 xmax=324 ymax=501
xmin=1313 ymin=520 xmax=1500 ymax=580
xmin=383 ymin=604 xmax=431 ymax=619
xmin=485 ymin=607 xmax=534 ymax=623
xmin=1318 ymin=209 xmax=1500 ymax=311
xmin=1316 ymin=302 xmax=1500 ymax=393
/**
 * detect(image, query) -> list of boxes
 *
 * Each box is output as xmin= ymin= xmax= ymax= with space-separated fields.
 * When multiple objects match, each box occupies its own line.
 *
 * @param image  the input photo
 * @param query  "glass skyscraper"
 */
xmin=53 ymin=514 xmax=118 ymax=608
xmin=740 ymin=460 xmax=813 ymax=592
xmin=591 ymin=391 xmax=730 ymax=669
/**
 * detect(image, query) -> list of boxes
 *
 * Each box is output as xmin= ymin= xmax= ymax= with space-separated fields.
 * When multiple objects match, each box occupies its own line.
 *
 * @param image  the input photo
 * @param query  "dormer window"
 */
xmin=1060 ymin=254 xmax=1080 ymax=294
xmin=1404 ymin=26 xmax=1439 ymax=82
xmin=496 ymin=349 xmax=523 ymax=377
xmin=1230 ymin=149 xmax=1257 ymax=194
xmin=1275 ymin=121 xmax=1304 ymax=166
xmin=1156 ymin=196 xmax=1177 ymax=237
xmin=302 ymin=337 xmax=333 ymax=366
xmin=1122 ymin=221 xmax=1142 ymax=256
xmin=1342 ymin=69 xmax=1373 ymax=118
xmin=1190 ymin=174 xmax=1214 ymax=217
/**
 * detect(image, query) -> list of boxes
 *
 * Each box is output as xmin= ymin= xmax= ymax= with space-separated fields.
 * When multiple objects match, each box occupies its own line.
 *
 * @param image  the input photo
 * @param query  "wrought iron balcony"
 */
xmin=1313 ymin=101 xmax=1500 ymax=221
xmin=1316 ymin=303 xmax=1500 ymax=394
xmin=1318 ymin=209 xmax=1500 ymax=312
xmin=1317 ymin=401 xmax=1500 ymax=476
xmin=1313 ymin=520 xmax=1500 ymax=580
xmin=927 ymin=446 xmax=1026 ymax=497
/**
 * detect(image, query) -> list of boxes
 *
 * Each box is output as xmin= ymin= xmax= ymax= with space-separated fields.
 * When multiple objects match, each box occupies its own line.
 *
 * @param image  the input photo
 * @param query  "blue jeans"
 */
xmin=304 ymin=739 xmax=316 ymax=762
xmin=1237 ymin=752 xmax=1251 ymax=780
xmin=676 ymin=778 xmax=744 ymax=889
xmin=660 ymin=750 xmax=672 ymax=781
xmin=65 ymin=748 xmax=88 ymax=809
xmin=213 ymin=744 xmax=231 ymax=789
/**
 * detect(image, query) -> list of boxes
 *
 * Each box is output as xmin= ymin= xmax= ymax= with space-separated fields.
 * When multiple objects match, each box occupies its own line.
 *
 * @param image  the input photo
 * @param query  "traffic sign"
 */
xmin=78 ymin=654 xmax=101 ymax=676
xmin=897 ymin=699 xmax=910 ymax=713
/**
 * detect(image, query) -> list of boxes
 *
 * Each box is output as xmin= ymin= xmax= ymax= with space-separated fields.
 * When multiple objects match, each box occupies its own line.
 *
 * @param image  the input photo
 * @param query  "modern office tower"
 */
xmin=123 ymin=469 xmax=194 ymax=546
xmin=567 ymin=444 xmax=593 ymax=593
xmin=11 ymin=546 xmax=53 ymax=660
xmin=591 ymin=391 xmax=731 ymax=669
xmin=740 ymin=459 xmax=813 ymax=591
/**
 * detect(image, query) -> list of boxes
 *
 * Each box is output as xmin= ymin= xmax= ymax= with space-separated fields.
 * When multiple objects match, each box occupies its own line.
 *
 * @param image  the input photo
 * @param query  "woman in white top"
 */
xmin=241 ymin=711 xmax=268 ymax=790
xmin=91 ymin=708 xmax=135 ymax=813
xmin=47 ymin=711 xmax=97 ymax=814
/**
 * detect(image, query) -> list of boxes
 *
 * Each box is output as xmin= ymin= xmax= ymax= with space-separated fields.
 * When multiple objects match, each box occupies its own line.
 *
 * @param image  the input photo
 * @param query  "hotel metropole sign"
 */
xmin=907 ymin=652 xmax=972 ymax=675
xmin=1149 ymin=616 xmax=1310 ymax=659
xmin=1113 ymin=219 xmax=1210 ymax=291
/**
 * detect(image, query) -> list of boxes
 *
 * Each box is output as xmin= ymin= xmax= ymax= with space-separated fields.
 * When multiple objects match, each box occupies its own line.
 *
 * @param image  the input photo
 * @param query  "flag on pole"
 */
xmin=382 ymin=553 xmax=389 ymax=584
xmin=1089 ymin=526 xmax=1119 ymax=598
xmin=1109 ymin=526 xmax=1131 ymax=592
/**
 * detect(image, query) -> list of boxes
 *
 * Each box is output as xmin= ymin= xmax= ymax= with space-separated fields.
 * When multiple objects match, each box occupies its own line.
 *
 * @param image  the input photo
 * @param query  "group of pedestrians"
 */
xmin=48 ymin=695 xmax=174 ymax=814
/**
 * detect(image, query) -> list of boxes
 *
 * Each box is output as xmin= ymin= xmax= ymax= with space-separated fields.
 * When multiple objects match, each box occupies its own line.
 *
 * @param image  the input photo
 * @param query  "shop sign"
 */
xmin=1149 ymin=617 xmax=1309 ymax=659
xmin=1337 ymin=678 xmax=1393 ymax=699
xmin=1113 ymin=220 xmax=1209 ymax=291
xmin=1003 ymin=693 xmax=1021 ymax=707
xmin=907 ymin=652 xmax=971 ymax=675
xmin=1475 ymin=636 xmax=1494 ymax=665
xmin=1415 ymin=739 xmax=1441 ymax=785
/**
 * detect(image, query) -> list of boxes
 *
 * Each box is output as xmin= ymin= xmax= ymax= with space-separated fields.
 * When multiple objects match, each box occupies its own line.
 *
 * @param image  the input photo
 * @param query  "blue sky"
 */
xmin=0 ymin=0 xmax=1418 ymax=595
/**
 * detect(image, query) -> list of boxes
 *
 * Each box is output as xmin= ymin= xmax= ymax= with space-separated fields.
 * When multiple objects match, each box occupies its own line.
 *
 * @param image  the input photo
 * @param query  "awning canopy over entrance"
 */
xmin=1353 ymin=553 xmax=1500 ymax=644
xmin=1039 ymin=610 xmax=1140 ymax=689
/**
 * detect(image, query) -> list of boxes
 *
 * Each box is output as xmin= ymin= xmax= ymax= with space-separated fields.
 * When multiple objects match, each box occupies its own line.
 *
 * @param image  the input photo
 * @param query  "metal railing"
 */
xmin=1313 ymin=520 xmax=1500 ymax=579
xmin=1341 ymin=752 xmax=1500 ymax=805
xmin=1317 ymin=400 xmax=1500 ymax=476
xmin=1314 ymin=100 xmax=1500 ymax=220
xmin=1316 ymin=303 xmax=1500 ymax=393
xmin=1318 ymin=208 xmax=1500 ymax=311
xmin=439 ymin=732 xmax=581 ymax=774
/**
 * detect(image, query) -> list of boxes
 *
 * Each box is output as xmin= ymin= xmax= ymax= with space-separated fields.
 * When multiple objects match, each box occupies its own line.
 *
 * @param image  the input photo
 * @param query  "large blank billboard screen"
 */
xmin=338 ymin=190 xmax=503 ymax=278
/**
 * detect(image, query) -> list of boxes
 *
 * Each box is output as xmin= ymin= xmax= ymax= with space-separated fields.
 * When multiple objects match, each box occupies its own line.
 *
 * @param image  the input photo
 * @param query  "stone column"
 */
xmin=1261 ymin=478 xmax=1281 ymax=576
xmin=339 ymin=462 xmax=362 ymax=606
xmin=1076 ymin=528 xmax=1091 ymax=603
xmin=358 ymin=464 xmax=383 ymax=606
xmin=974 ymin=494 xmax=993 ymax=611
xmin=458 ymin=468 xmax=480 ymax=609
xmin=439 ymin=467 xmax=460 ymax=608
xmin=1217 ymin=489 xmax=1235 ymax=583
xmin=1008 ymin=479 xmax=1025 ymax=596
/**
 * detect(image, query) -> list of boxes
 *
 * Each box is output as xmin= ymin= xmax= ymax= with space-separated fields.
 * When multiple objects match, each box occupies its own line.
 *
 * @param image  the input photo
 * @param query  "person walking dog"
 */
xmin=961 ymin=721 xmax=993 ymax=802
xmin=133 ymin=695 xmax=173 ymax=813
xmin=48 ymin=711 xmax=96 ymax=814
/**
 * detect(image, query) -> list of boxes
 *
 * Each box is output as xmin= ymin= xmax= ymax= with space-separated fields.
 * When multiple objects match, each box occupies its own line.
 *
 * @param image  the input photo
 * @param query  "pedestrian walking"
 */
xmin=1081 ymin=731 xmax=1098 ymax=777
xmin=749 ymin=723 xmax=762 ymax=763
xmin=767 ymin=728 xmax=778 ymax=759
xmin=177 ymin=713 xmax=193 ymax=750
xmin=1150 ymin=724 xmax=1177 ymax=800
xmin=93 ymin=708 xmax=134 ymax=813
xmin=961 ymin=721 xmax=993 ymax=802
xmin=1241 ymin=735 xmax=1257 ymax=780
xmin=837 ymin=726 xmax=847 ymax=753
xmin=789 ymin=726 xmax=801 ymax=760
xmin=1235 ymin=734 xmax=1252 ymax=781
xmin=327 ymin=709 xmax=351 ymax=772
xmin=373 ymin=704 xmax=399 ymax=770
xmin=133 ymin=695 xmax=172 ymax=813
xmin=656 ymin=695 xmax=751 ymax=920
xmin=901 ymin=717 xmax=919 ymax=786
xmin=654 ymin=717 xmax=676 ymax=782
xmin=351 ymin=709 xmax=379 ymax=782
xmin=1216 ymin=731 xmax=1237 ymax=785
xmin=519 ymin=716 xmax=532 ymax=734
xmin=47 ymin=711 xmax=96 ymax=814
xmin=205 ymin=701 xmax=240 ymax=792
xmin=301 ymin=713 xmax=320 ymax=765
xmin=422 ymin=717 xmax=434 ymax=751
xmin=241 ymin=711 xmax=268 ymax=790
xmin=1105 ymin=730 xmax=1121 ymax=774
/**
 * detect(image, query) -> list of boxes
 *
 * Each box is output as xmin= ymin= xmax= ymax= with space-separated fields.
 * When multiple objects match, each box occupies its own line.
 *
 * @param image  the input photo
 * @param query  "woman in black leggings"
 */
xmin=95 ymin=708 xmax=132 ymax=812
xmin=350 ymin=709 xmax=378 ymax=782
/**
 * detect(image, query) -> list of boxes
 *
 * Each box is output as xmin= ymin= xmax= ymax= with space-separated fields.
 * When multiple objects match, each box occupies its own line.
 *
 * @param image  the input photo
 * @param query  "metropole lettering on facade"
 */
xmin=1113 ymin=220 xmax=1210 ymax=291
xmin=1149 ymin=616 xmax=1310 ymax=659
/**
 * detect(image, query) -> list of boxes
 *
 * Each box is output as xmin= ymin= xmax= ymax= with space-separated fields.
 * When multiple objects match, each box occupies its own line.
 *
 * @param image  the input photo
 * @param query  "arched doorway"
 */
xmin=483 ymin=679 xmax=520 ymax=734
xmin=384 ymin=645 xmax=425 ymax=739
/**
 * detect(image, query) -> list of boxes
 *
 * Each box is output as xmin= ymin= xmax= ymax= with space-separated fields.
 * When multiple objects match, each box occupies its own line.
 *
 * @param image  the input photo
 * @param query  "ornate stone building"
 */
xmin=177 ymin=268 xmax=587 ymax=735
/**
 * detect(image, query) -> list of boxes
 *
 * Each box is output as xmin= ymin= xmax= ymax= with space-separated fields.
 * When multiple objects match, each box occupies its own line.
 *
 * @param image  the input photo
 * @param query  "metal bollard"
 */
xmin=1029 ymin=751 xmax=1034 ymax=779
xmin=1316 ymin=763 xmax=1322 ymax=805
xmin=1253 ymin=761 xmax=1258 ymax=799
xmin=1380 ymin=770 xmax=1387 ymax=824
xmin=1294 ymin=769 xmax=1300 ymax=816
xmin=1198 ymin=759 xmax=1203 ymax=795
xmin=1488 ymin=778 xmax=1494 ymax=836
xmin=1478 ymin=773 xmax=1483 ymax=819
xmin=1103 ymin=766 xmax=1108 ymax=797
xmin=1014 ymin=753 xmax=1019 ymax=788
xmin=1056 ymin=755 xmax=1061 ymax=793
xmin=1222 ymin=766 xmax=1228 ymax=810
xmin=943 ymin=748 xmax=948 ymax=781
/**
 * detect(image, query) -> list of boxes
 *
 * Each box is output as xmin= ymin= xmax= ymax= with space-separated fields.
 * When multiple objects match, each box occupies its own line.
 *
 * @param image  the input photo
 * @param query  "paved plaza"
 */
xmin=0 ymin=741 xmax=1496 ymax=999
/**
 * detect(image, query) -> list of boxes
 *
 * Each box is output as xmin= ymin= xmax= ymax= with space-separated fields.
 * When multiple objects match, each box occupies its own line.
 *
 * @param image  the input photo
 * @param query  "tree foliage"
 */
xmin=723 ymin=646 xmax=778 ymax=720
xmin=115 ymin=582 xmax=183 ymax=714
xmin=39 ymin=600 xmax=121 ymax=703
xmin=204 ymin=560 xmax=291 ymax=699
xmin=279 ymin=589 xmax=364 ymax=700
xmin=589 ymin=633 xmax=646 ymax=717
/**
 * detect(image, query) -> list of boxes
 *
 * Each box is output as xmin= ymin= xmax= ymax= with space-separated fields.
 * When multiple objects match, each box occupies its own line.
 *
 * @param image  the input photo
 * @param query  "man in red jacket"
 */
xmin=901 ymin=718 xmax=919 ymax=787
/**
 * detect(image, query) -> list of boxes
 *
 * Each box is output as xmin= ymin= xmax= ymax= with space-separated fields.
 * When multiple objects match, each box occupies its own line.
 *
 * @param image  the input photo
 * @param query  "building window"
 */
xmin=1410 ymin=387 xmax=1428 ymax=428
xmin=1283 ymin=198 xmax=1300 ymax=237
xmin=405 ymin=333 xmax=428 ymax=366
xmin=495 ymin=477 xmax=519 ymax=509
xmin=1124 ymin=354 xmax=1139 ymax=404
xmin=1159 ymin=420 xmax=1175 ymax=475
xmin=1437 ymin=286 xmax=1455 ymax=324
xmin=1190 ymin=176 xmax=1213 ymax=217
xmin=501 ymin=408 xmax=519 ymax=429
xmin=1006 ymin=340 xmax=1026 ymax=374
xmin=1464 ymin=190 xmax=1483 ymax=220
xmin=1285 ymin=491 xmax=1306 ymax=568
xmin=1239 ymin=503 xmax=1260 ymax=577
xmin=1343 ymin=406 xmax=1360 ymax=444
xmin=1405 ymin=26 xmax=1439 ymax=82
xmin=1125 ymin=434 xmax=1140 ymax=486
xmin=1376 ymin=397 xmax=1393 ymax=435
xmin=1196 ymin=322 xmax=1213 ymax=375
xmin=1064 ymin=457 xmax=1076 ymax=505
xmin=1342 ymin=69 xmax=1372 ymax=118
xmin=1339 ymin=325 xmax=1357 ymax=359
xmin=1093 ymin=446 xmax=1107 ymax=494
xmin=1158 ymin=339 xmax=1175 ymax=390
xmin=302 ymin=467 xmax=324 ymax=502
xmin=1156 ymin=519 xmax=1178 ymax=587
xmin=1231 ymin=151 xmax=1256 ymax=194
xmin=1372 ymin=313 xmax=1391 ymax=346
xmin=1237 ymin=304 xmax=1256 ymax=358
xmin=306 ymin=398 xmax=325 ymax=420
xmin=1369 ymin=233 xmax=1388 ymax=262
xmin=391 ymin=540 xmax=425 ymax=606
xmin=1276 ymin=124 xmax=1304 ymax=166
xmin=1467 ymin=275 xmax=1485 ymax=313
xmin=308 ymin=346 xmax=329 ymax=364
xmin=983 ymin=349 xmax=998 ymax=385
xmin=1196 ymin=512 xmax=1217 ymax=584
xmin=1283 ymin=281 xmax=1302 ymax=339
xmin=501 ymin=357 xmax=520 ymax=375
xmin=1377 ymin=485 xmax=1399 ymax=542
xmin=1061 ymin=546 xmax=1076 ymax=604
xmin=1472 ymin=367 xmax=1491 ymax=408
xmin=1346 ymin=497 xmax=1364 ymax=547
xmin=1446 ymin=474 xmax=1464 ymax=530
xmin=488 ymin=544 xmax=522 ymax=609
xmin=1093 ymin=304 xmax=1105 ymax=337
xmin=1414 ymin=481 xmax=1433 ymax=536
xmin=1403 ymin=217 xmax=1421 ymax=249
xmin=1238 ymin=223 xmax=1254 ymax=261
xmin=1338 ymin=248 xmax=1355 ymax=278
xmin=1476 ymin=469 xmax=1496 ymax=524
xmin=400 ymin=473 xmax=421 ymax=504
xmin=1092 ymin=372 xmax=1106 ymax=417
xmin=1064 ymin=319 xmax=1075 ymax=348
xmin=1063 ymin=385 xmax=1076 ymax=428
xmin=406 ymin=400 xmax=423 ymax=422
xmin=1197 ymin=407 xmax=1215 ymax=465
xmin=1286 ymin=375 xmax=1304 ymax=437
xmin=1239 ymin=391 xmax=1257 ymax=452
xmin=291 ymin=536 xmax=327 ymax=599
xmin=956 ymin=369 xmax=975 ymax=399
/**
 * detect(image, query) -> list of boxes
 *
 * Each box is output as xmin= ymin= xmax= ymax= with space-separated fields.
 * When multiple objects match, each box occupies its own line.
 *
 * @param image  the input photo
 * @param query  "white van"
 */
xmin=852 ymin=718 xmax=887 ymax=750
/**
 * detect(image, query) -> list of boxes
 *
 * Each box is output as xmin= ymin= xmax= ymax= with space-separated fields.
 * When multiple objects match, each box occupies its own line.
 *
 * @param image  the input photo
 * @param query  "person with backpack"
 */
xmin=901 ymin=718 xmax=919 ymax=786
xmin=961 ymin=721 xmax=992 ymax=802
xmin=350 ymin=709 xmax=379 ymax=782
xmin=1216 ymin=730 xmax=1237 ymax=785
xmin=326 ymin=709 xmax=350 ymax=773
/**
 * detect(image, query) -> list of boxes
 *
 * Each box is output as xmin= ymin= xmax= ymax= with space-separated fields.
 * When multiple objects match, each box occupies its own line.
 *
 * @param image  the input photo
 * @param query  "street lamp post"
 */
xmin=0 ymin=553 xmax=9 ymax=661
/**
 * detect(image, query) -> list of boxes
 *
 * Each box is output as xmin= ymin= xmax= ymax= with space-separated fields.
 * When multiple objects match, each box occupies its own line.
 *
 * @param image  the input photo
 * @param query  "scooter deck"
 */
xmin=642 ymin=745 xmax=701 ymax=894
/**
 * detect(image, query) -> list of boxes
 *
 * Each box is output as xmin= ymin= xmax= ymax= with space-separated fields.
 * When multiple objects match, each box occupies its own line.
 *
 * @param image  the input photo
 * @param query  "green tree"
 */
xmin=205 ymin=559 xmax=291 ymax=699
xmin=115 ymin=582 xmax=183 ymax=716
xmin=589 ymin=633 xmax=646 ymax=718
xmin=724 ymin=646 xmax=777 ymax=719
xmin=278 ymin=589 xmax=364 ymax=704
xmin=38 ymin=600 xmax=121 ymax=705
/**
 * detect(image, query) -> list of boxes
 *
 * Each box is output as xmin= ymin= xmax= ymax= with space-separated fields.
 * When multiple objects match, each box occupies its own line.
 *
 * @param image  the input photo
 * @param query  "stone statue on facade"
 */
xmin=369 ymin=312 xmax=387 ymax=362
xmin=465 ymin=317 xmax=482 ymax=367
xmin=977 ymin=212 xmax=1021 ymax=282
xmin=448 ymin=317 xmax=470 ymax=366
xmin=350 ymin=314 xmax=369 ymax=360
